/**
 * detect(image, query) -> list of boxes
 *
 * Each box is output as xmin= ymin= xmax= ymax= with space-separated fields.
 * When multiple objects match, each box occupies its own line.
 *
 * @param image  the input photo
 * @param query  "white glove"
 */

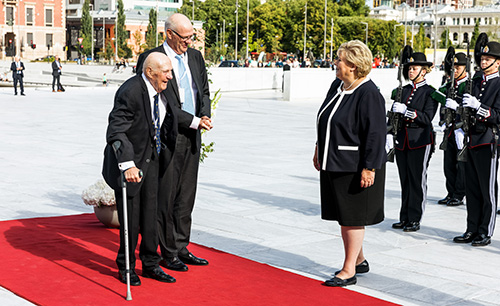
xmin=455 ymin=128 xmax=465 ymax=150
xmin=386 ymin=134 xmax=394 ymax=153
xmin=392 ymin=102 xmax=407 ymax=114
xmin=439 ymin=123 xmax=446 ymax=133
xmin=463 ymin=94 xmax=481 ymax=110
xmin=445 ymin=98 xmax=459 ymax=111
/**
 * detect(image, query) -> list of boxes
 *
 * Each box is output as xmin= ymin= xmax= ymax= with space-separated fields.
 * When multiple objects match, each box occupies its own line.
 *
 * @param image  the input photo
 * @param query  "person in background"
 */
xmin=314 ymin=40 xmax=386 ymax=287
xmin=10 ymin=56 xmax=25 ymax=96
xmin=52 ymin=56 xmax=64 ymax=92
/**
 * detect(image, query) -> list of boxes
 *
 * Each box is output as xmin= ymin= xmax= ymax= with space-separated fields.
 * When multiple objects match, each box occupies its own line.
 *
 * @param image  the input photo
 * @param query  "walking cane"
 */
xmin=112 ymin=141 xmax=132 ymax=301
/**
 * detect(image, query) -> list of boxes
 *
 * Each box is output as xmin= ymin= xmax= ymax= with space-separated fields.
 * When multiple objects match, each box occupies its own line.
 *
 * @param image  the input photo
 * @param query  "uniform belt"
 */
xmin=404 ymin=122 xmax=420 ymax=128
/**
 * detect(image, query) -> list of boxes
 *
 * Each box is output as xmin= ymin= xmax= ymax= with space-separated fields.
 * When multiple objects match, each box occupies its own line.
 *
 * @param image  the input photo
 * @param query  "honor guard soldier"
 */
xmin=453 ymin=34 xmax=500 ymax=246
xmin=434 ymin=49 xmax=468 ymax=207
xmin=389 ymin=50 xmax=439 ymax=232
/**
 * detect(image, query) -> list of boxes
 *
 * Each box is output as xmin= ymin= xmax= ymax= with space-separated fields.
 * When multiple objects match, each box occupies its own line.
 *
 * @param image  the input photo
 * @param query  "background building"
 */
xmin=0 ymin=0 xmax=66 ymax=60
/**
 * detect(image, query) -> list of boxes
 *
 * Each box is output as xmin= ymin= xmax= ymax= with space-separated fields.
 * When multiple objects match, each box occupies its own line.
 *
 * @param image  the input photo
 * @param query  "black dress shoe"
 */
xmin=497 ymin=210 xmax=500 ymax=215
xmin=323 ymin=275 xmax=357 ymax=287
xmin=160 ymin=257 xmax=188 ymax=272
xmin=447 ymin=198 xmax=464 ymax=206
xmin=21 ymin=93 xmax=25 ymax=96
xmin=392 ymin=221 xmax=407 ymax=229
xmin=118 ymin=269 xmax=141 ymax=286
xmin=334 ymin=260 xmax=370 ymax=276
xmin=143 ymin=266 xmax=176 ymax=283
xmin=471 ymin=234 xmax=491 ymax=247
xmin=438 ymin=196 xmax=452 ymax=204
xmin=179 ymin=252 xmax=209 ymax=266
xmin=403 ymin=222 xmax=420 ymax=232
xmin=453 ymin=231 xmax=478 ymax=243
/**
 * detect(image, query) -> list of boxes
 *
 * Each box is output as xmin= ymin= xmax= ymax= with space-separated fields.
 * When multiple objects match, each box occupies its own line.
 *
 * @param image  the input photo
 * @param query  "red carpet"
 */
xmin=0 ymin=214 xmax=397 ymax=305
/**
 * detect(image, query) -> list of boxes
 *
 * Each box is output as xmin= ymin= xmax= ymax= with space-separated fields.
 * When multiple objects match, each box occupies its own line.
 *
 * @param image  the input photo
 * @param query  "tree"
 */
xmin=133 ymin=30 xmax=145 ymax=55
xmin=145 ymin=8 xmax=158 ymax=50
xmin=116 ymin=0 xmax=132 ymax=58
xmin=414 ymin=24 xmax=430 ymax=53
xmin=80 ymin=0 xmax=92 ymax=57
xmin=470 ymin=20 xmax=480 ymax=49
xmin=439 ymin=27 xmax=452 ymax=49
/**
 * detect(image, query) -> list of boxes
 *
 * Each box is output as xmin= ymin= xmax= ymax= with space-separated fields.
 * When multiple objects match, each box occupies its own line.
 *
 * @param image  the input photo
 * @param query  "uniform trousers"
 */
xmin=464 ymin=145 xmax=498 ymax=236
xmin=115 ymin=158 xmax=160 ymax=271
xmin=443 ymin=130 xmax=466 ymax=200
xmin=158 ymin=132 xmax=200 ymax=259
xmin=395 ymin=145 xmax=432 ymax=222
xmin=13 ymin=74 xmax=24 ymax=94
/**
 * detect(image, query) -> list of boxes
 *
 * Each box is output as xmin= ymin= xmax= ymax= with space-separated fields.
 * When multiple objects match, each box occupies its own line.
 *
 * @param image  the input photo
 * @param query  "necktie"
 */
xmin=175 ymin=55 xmax=195 ymax=115
xmin=153 ymin=94 xmax=161 ymax=155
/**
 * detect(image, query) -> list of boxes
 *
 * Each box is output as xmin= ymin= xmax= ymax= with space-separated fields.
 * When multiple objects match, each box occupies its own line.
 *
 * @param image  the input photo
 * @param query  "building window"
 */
xmin=45 ymin=9 xmax=53 ymax=27
xmin=26 ymin=8 xmax=34 ymax=26
xmin=453 ymin=33 xmax=458 ymax=41
xmin=69 ymin=0 xmax=81 ymax=3
xmin=127 ymin=31 xmax=131 ymax=39
xmin=27 ymin=33 xmax=34 ymax=46
xmin=46 ymin=33 xmax=53 ymax=48
xmin=6 ymin=6 xmax=14 ymax=25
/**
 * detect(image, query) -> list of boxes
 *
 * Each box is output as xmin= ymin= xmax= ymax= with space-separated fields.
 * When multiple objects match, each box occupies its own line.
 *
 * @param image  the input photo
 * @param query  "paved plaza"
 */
xmin=1 ymin=62 xmax=500 ymax=305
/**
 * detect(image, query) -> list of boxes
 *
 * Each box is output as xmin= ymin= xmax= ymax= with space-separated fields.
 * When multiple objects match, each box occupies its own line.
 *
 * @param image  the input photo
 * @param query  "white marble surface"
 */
xmin=0 ymin=67 xmax=499 ymax=306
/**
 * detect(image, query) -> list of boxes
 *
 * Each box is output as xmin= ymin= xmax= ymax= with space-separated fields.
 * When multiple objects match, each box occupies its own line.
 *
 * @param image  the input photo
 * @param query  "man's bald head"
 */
xmin=143 ymin=52 xmax=173 ymax=93
xmin=164 ymin=13 xmax=194 ymax=55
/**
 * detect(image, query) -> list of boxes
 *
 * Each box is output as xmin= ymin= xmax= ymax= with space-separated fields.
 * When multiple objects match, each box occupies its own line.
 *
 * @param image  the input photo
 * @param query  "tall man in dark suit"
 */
xmin=52 ymin=56 xmax=64 ymax=92
xmin=102 ymin=52 xmax=177 ymax=285
xmin=136 ymin=13 xmax=213 ymax=272
xmin=10 ymin=56 xmax=25 ymax=96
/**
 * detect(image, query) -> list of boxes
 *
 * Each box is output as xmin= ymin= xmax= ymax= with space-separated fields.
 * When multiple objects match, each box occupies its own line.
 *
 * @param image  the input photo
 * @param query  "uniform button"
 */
xmin=146 ymin=159 xmax=150 ymax=163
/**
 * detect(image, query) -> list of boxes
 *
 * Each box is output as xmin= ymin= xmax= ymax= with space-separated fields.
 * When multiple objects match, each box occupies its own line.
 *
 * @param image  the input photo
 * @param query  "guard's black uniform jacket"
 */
xmin=468 ymin=71 xmax=500 ymax=147
xmin=434 ymin=76 xmax=467 ymax=138
xmin=391 ymin=80 xmax=439 ymax=150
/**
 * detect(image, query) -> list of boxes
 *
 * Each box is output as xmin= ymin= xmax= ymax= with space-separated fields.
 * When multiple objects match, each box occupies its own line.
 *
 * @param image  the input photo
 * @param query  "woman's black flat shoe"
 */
xmin=323 ymin=276 xmax=357 ymax=287
xmin=333 ymin=260 xmax=370 ymax=275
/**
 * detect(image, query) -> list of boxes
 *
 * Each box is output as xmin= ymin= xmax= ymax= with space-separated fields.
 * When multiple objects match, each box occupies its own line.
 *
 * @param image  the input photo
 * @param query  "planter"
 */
xmin=94 ymin=205 xmax=120 ymax=228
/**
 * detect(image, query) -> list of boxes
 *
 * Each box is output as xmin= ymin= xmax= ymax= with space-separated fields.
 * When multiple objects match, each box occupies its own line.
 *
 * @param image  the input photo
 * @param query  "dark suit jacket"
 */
xmin=136 ymin=45 xmax=211 ymax=152
xmin=10 ymin=61 xmax=25 ymax=78
xmin=52 ymin=61 xmax=61 ymax=76
xmin=317 ymin=78 xmax=386 ymax=172
xmin=102 ymin=74 xmax=177 ymax=196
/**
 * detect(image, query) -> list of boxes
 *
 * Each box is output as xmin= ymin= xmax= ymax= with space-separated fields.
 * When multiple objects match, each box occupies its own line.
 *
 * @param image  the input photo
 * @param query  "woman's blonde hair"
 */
xmin=337 ymin=40 xmax=373 ymax=78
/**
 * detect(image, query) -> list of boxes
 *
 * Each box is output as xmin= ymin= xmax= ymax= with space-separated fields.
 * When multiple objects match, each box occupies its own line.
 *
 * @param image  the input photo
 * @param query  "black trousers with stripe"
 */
xmin=395 ymin=145 xmax=432 ymax=223
xmin=443 ymin=131 xmax=466 ymax=200
xmin=464 ymin=145 xmax=498 ymax=236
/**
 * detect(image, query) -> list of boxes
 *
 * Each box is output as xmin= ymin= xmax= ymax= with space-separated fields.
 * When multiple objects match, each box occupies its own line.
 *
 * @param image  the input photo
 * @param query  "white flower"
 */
xmin=82 ymin=179 xmax=116 ymax=207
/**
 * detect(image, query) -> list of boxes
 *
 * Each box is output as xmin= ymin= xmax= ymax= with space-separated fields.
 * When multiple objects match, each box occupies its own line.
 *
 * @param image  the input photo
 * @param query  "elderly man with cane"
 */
xmin=102 ymin=52 xmax=177 ymax=296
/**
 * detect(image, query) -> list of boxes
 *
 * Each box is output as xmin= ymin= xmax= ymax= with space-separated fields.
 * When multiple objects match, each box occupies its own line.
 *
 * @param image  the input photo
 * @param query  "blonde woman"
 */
xmin=313 ymin=40 xmax=386 ymax=287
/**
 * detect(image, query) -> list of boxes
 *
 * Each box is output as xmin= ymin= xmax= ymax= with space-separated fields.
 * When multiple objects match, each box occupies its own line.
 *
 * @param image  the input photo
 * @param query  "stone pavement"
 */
xmin=1 ymin=66 xmax=500 ymax=306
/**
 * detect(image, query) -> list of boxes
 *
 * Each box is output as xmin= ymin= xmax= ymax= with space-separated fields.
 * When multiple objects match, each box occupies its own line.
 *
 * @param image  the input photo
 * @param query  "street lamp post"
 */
xmin=246 ymin=0 xmax=249 ymax=60
xmin=433 ymin=3 xmax=438 ymax=68
xmin=235 ymin=0 xmax=238 ymax=60
xmin=303 ymin=0 xmax=307 ymax=62
xmin=330 ymin=18 xmax=333 ymax=61
xmin=323 ymin=0 xmax=327 ymax=60
xmin=90 ymin=4 xmax=94 ymax=63
xmin=361 ymin=21 xmax=368 ymax=46
xmin=156 ymin=0 xmax=159 ymax=47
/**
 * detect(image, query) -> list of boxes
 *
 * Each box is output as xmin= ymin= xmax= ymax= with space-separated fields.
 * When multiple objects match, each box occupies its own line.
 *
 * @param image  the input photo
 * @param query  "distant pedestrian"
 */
xmin=103 ymin=73 xmax=107 ymax=87
xmin=10 ymin=56 xmax=25 ymax=96
xmin=52 ymin=56 xmax=64 ymax=92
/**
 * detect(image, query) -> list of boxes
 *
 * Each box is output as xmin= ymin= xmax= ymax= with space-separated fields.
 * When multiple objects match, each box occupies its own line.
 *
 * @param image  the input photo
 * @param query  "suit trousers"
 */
xmin=464 ymin=145 xmax=498 ymax=236
xmin=13 ymin=74 xmax=23 ymax=94
xmin=158 ymin=132 xmax=200 ymax=258
xmin=443 ymin=131 xmax=466 ymax=200
xmin=52 ymin=75 xmax=61 ymax=91
xmin=395 ymin=145 xmax=432 ymax=223
xmin=115 ymin=158 xmax=160 ymax=271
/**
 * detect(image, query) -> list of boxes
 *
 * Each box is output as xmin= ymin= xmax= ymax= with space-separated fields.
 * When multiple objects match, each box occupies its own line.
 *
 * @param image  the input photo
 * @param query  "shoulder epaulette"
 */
xmin=390 ymin=88 xmax=397 ymax=100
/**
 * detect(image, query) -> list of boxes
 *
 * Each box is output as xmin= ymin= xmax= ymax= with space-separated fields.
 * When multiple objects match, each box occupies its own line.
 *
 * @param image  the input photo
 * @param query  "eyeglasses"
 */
xmin=170 ymin=29 xmax=194 ymax=42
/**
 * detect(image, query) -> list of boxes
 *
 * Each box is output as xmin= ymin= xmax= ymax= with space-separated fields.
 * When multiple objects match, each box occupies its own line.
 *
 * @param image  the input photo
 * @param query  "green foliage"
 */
xmin=414 ymin=24 xmax=430 ymax=53
xmin=80 ymin=0 xmax=92 ymax=56
xmin=470 ymin=20 xmax=480 ymax=49
xmin=439 ymin=28 xmax=452 ymax=49
xmin=145 ymin=8 xmax=158 ymax=50
xmin=116 ymin=0 xmax=131 ymax=58
xmin=200 ymin=88 xmax=221 ymax=163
